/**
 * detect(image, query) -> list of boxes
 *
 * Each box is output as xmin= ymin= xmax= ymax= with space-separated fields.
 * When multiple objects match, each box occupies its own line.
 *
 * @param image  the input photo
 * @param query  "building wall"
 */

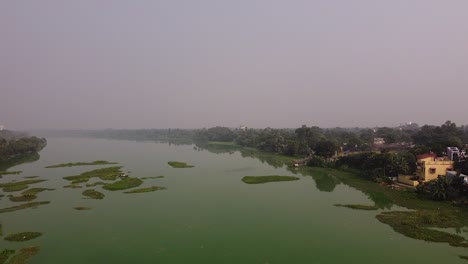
xmin=415 ymin=156 xmax=453 ymax=182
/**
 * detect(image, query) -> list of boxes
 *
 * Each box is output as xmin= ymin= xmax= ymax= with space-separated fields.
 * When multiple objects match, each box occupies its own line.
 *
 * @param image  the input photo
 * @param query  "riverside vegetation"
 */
xmin=46 ymin=160 xmax=117 ymax=168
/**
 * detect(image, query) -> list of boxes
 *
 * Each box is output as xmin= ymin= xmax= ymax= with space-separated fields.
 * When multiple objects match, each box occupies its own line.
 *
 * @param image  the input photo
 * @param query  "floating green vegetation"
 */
xmin=0 ymin=249 xmax=15 ymax=264
xmin=9 ymin=195 xmax=36 ymax=202
xmin=0 ymin=201 xmax=50 ymax=214
xmin=460 ymin=255 xmax=468 ymax=261
xmin=21 ymin=188 xmax=54 ymax=196
xmin=46 ymin=160 xmax=118 ymax=168
xmin=124 ymin=186 xmax=167 ymax=194
xmin=0 ymin=171 xmax=21 ymax=176
xmin=376 ymin=210 xmax=468 ymax=247
xmin=168 ymin=161 xmax=194 ymax=168
xmin=334 ymin=204 xmax=379 ymax=210
xmin=6 ymin=246 xmax=39 ymax=264
xmin=74 ymin=207 xmax=92 ymax=211
xmin=0 ymin=180 xmax=46 ymax=188
xmin=85 ymin=182 xmax=105 ymax=187
xmin=241 ymin=175 xmax=300 ymax=184
xmin=141 ymin=176 xmax=164 ymax=180
xmin=4 ymin=232 xmax=42 ymax=242
xmin=22 ymin=176 xmax=39 ymax=179
xmin=71 ymin=178 xmax=89 ymax=184
xmin=103 ymin=177 xmax=143 ymax=191
xmin=2 ymin=185 xmax=28 ymax=193
xmin=63 ymin=184 xmax=82 ymax=189
xmin=63 ymin=166 xmax=123 ymax=182
xmin=82 ymin=189 xmax=105 ymax=200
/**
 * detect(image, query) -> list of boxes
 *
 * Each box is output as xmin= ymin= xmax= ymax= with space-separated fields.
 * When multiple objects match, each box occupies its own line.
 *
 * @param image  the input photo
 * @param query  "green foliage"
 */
xmin=416 ymin=176 xmax=467 ymax=201
xmin=314 ymin=140 xmax=338 ymax=158
xmin=167 ymin=161 xmax=194 ymax=168
xmin=306 ymin=156 xmax=330 ymax=168
xmin=45 ymin=160 xmax=118 ymax=168
xmin=241 ymin=175 xmax=299 ymax=184
xmin=103 ymin=178 xmax=143 ymax=191
xmin=4 ymin=232 xmax=42 ymax=242
xmin=124 ymin=186 xmax=167 ymax=193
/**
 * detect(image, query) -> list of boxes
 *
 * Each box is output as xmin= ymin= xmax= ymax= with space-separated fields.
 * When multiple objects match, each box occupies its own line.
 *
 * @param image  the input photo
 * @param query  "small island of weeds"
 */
xmin=6 ymin=246 xmax=39 ymax=264
xmin=168 ymin=161 xmax=194 ymax=168
xmin=2 ymin=185 xmax=28 ymax=192
xmin=124 ymin=186 xmax=167 ymax=194
xmin=376 ymin=210 xmax=468 ymax=247
xmin=4 ymin=232 xmax=42 ymax=242
xmin=334 ymin=204 xmax=379 ymax=210
xmin=0 ymin=201 xmax=50 ymax=214
xmin=85 ymin=182 xmax=105 ymax=187
xmin=0 ymin=179 xmax=46 ymax=189
xmin=141 ymin=176 xmax=164 ymax=179
xmin=0 ymin=171 xmax=22 ymax=176
xmin=46 ymin=160 xmax=118 ymax=168
xmin=103 ymin=177 xmax=143 ymax=191
xmin=74 ymin=206 xmax=92 ymax=210
xmin=63 ymin=166 xmax=123 ymax=183
xmin=0 ymin=249 xmax=15 ymax=263
xmin=9 ymin=194 xmax=36 ymax=202
xmin=241 ymin=175 xmax=299 ymax=184
xmin=63 ymin=184 xmax=82 ymax=189
xmin=82 ymin=189 xmax=105 ymax=200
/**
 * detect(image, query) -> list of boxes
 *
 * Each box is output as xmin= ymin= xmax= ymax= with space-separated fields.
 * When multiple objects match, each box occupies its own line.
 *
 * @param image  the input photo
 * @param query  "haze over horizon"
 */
xmin=1 ymin=1 xmax=467 ymax=130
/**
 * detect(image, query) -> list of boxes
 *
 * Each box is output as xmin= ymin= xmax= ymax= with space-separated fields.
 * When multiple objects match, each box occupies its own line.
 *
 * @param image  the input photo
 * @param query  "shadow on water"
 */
xmin=0 ymin=152 xmax=40 ymax=171
xmin=197 ymin=142 xmax=395 ymax=208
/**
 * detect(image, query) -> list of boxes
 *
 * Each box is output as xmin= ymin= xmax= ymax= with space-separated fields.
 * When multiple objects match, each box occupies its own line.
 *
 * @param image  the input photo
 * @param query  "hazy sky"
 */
xmin=1 ymin=1 xmax=467 ymax=130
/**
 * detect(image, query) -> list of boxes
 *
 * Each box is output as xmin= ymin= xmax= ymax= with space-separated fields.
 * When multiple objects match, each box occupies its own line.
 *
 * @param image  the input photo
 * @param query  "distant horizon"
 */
xmin=15 ymin=120 xmax=466 ymax=132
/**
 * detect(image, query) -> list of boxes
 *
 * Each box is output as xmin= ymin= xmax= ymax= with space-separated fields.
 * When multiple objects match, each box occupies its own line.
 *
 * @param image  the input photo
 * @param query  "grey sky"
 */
xmin=1 ymin=1 xmax=467 ymax=130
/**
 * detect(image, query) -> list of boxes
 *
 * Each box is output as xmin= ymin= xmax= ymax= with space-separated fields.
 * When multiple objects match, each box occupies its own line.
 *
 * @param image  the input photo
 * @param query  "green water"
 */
xmin=0 ymin=137 xmax=467 ymax=263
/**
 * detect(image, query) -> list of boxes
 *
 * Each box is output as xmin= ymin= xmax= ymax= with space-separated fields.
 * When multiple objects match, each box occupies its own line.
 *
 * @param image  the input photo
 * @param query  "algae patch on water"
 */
xmin=63 ymin=184 xmax=82 ymax=189
xmin=141 ymin=176 xmax=164 ymax=180
xmin=103 ymin=177 xmax=143 ymax=191
xmin=9 ymin=187 xmax=54 ymax=201
xmin=46 ymin=160 xmax=118 ymax=168
xmin=168 ymin=161 xmax=194 ymax=168
xmin=124 ymin=186 xmax=167 ymax=194
xmin=0 ymin=180 xmax=46 ymax=188
xmin=82 ymin=189 xmax=105 ymax=200
xmin=241 ymin=175 xmax=299 ymax=184
xmin=4 ymin=232 xmax=42 ymax=242
xmin=0 ymin=249 xmax=15 ymax=264
xmin=376 ymin=210 xmax=468 ymax=247
xmin=334 ymin=204 xmax=379 ymax=210
xmin=0 ymin=201 xmax=50 ymax=214
xmin=74 ymin=207 xmax=92 ymax=210
xmin=0 ymin=171 xmax=21 ymax=176
xmin=5 ymin=246 xmax=39 ymax=264
xmin=85 ymin=182 xmax=106 ymax=187
xmin=2 ymin=185 xmax=28 ymax=193
xmin=63 ymin=166 xmax=123 ymax=183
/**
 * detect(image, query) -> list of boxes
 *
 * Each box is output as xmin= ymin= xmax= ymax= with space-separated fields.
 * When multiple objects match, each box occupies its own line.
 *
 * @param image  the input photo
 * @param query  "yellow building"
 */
xmin=415 ymin=153 xmax=454 ymax=182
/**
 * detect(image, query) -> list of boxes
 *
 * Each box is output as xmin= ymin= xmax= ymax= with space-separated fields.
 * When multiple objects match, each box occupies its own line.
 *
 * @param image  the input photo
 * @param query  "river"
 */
xmin=0 ymin=137 xmax=466 ymax=263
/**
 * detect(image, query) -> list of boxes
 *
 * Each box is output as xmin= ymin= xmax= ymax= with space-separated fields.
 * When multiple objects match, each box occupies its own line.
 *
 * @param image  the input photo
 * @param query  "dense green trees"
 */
xmin=0 ymin=135 xmax=47 ymax=162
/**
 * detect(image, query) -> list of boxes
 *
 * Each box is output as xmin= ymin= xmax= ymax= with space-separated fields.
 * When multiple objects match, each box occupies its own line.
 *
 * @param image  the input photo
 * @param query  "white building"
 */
xmin=0 ymin=125 xmax=4 ymax=131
